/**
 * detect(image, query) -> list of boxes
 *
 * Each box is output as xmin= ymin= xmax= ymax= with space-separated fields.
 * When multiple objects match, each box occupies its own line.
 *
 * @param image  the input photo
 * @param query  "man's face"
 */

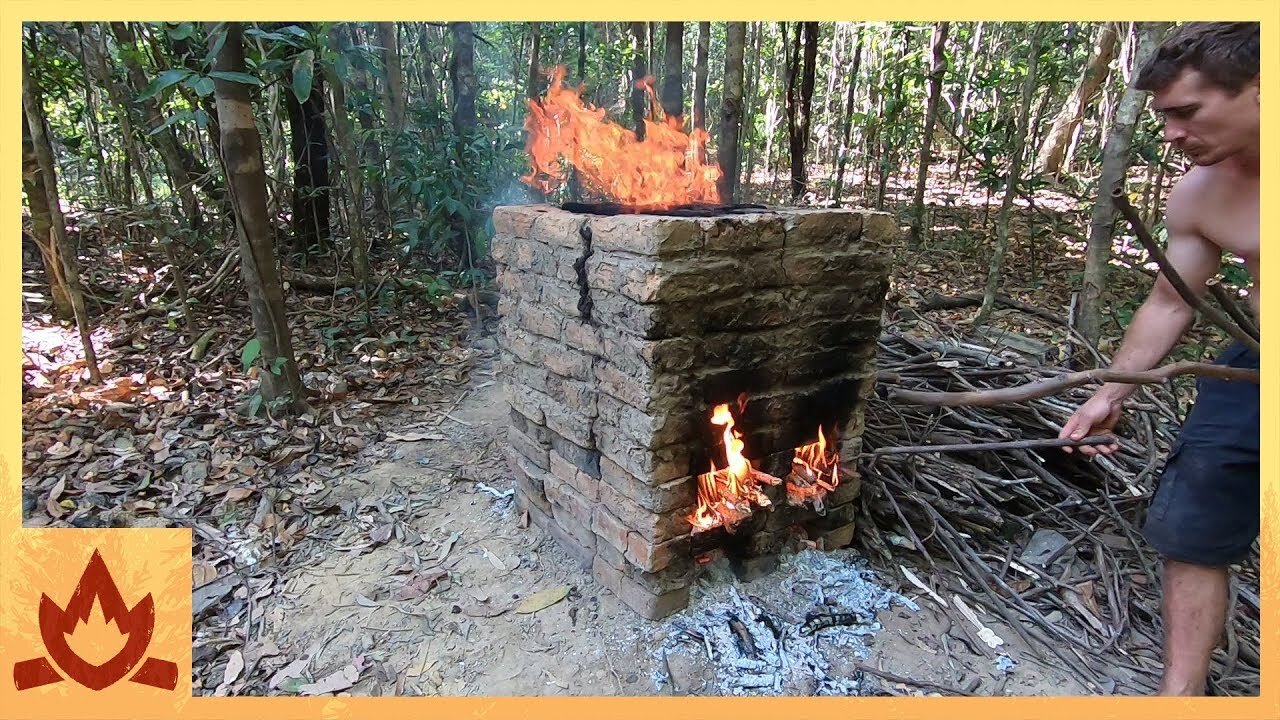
xmin=1151 ymin=67 xmax=1259 ymax=166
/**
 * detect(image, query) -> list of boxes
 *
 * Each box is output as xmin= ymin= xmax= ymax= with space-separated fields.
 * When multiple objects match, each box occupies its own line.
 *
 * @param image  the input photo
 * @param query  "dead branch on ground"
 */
xmin=891 ymin=361 xmax=1259 ymax=407
xmin=860 ymin=330 xmax=1259 ymax=697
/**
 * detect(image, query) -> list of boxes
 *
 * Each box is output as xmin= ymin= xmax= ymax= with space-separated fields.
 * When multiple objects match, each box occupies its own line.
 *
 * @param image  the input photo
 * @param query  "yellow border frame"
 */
xmin=2 ymin=2 xmax=1276 ymax=718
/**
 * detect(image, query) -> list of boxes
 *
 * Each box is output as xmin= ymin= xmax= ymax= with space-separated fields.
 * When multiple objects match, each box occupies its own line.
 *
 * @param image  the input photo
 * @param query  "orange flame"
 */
xmin=689 ymin=403 xmax=776 ymax=533
xmin=787 ymin=426 xmax=841 ymax=509
xmin=522 ymin=65 xmax=722 ymax=210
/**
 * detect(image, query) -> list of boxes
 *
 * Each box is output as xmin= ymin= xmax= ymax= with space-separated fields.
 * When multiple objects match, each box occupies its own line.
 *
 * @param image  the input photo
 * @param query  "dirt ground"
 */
xmin=212 ymin=332 xmax=1090 ymax=698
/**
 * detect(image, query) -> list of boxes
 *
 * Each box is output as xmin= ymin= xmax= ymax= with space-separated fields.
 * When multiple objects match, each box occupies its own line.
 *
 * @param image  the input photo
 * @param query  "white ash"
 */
xmin=652 ymin=548 xmax=918 ymax=695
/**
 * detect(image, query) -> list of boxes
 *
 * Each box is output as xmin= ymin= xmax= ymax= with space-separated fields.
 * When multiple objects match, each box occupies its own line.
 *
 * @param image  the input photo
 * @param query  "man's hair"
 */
xmin=1134 ymin=22 xmax=1259 ymax=94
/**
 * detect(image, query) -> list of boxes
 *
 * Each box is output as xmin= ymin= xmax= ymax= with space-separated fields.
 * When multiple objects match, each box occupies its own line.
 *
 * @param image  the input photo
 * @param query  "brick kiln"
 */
xmin=492 ymin=201 xmax=897 ymax=619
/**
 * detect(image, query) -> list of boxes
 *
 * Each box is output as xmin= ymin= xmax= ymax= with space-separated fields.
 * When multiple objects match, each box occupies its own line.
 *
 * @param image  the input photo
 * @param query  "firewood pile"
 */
xmin=855 ymin=330 xmax=1260 ymax=696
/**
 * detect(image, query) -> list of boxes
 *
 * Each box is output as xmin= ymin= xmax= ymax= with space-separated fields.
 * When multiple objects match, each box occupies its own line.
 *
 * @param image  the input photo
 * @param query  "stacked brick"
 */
xmin=492 ymin=203 xmax=897 ymax=620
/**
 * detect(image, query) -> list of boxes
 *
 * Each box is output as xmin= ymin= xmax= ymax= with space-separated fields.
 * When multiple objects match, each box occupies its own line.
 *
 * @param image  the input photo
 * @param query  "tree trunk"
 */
xmin=73 ymin=35 xmax=113 ymax=205
xmin=378 ymin=22 xmax=406 ymax=213
xmin=22 ymin=46 xmax=101 ymax=383
xmin=327 ymin=28 xmax=371 ymax=293
xmin=209 ymin=22 xmax=306 ymax=413
xmin=785 ymin=22 xmax=819 ymax=201
xmin=955 ymin=22 xmax=985 ymax=151
xmin=909 ymin=22 xmax=951 ymax=247
xmin=661 ymin=22 xmax=684 ymax=123
xmin=379 ymin=22 xmax=406 ymax=140
xmin=447 ymin=22 xmax=478 ymax=267
xmin=1146 ymin=143 xmax=1174 ymax=227
xmin=108 ymin=22 xmax=214 ymax=228
xmin=877 ymin=29 xmax=907 ymax=211
xmin=342 ymin=23 xmax=384 ymax=221
xmin=629 ymin=22 xmax=648 ymax=140
xmin=693 ymin=22 xmax=710 ymax=132
xmin=717 ymin=22 xmax=747 ymax=203
xmin=422 ymin=24 xmax=442 ymax=111
xmin=1077 ymin=22 xmax=1169 ymax=348
xmin=284 ymin=43 xmax=331 ymax=256
xmin=818 ymin=25 xmax=842 ymax=166
xmin=526 ymin=22 xmax=542 ymax=98
xmin=976 ymin=25 xmax=1045 ymax=324
xmin=648 ymin=23 xmax=658 ymax=80
xmin=1036 ymin=22 xmax=1119 ymax=178
xmin=578 ymin=23 xmax=587 ymax=84
xmin=741 ymin=23 xmax=763 ymax=194
xmin=767 ymin=23 xmax=788 ymax=199
xmin=73 ymin=23 xmax=197 ymax=337
xmin=21 ymin=111 xmax=74 ymax=320
xmin=832 ymin=26 xmax=865 ymax=205
xmin=449 ymin=22 xmax=477 ymax=132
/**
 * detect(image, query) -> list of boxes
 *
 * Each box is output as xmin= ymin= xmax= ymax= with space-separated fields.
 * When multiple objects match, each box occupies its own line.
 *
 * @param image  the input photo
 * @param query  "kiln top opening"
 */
xmin=559 ymin=201 xmax=772 ymax=218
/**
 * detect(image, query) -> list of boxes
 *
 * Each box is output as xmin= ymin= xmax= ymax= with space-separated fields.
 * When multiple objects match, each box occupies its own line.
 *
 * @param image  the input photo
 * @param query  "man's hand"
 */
xmin=1060 ymin=394 xmax=1124 ymax=456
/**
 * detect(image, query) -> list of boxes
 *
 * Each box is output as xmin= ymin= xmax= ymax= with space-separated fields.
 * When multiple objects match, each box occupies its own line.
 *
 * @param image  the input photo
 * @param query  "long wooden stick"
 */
xmin=871 ymin=434 xmax=1117 ymax=456
xmin=1111 ymin=187 xmax=1260 ymax=354
xmin=890 ymin=361 xmax=1259 ymax=407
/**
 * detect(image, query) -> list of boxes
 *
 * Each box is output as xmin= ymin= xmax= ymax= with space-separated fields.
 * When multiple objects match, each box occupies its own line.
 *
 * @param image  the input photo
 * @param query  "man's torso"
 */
xmin=1180 ymin=164 xmax=1260 ymax=318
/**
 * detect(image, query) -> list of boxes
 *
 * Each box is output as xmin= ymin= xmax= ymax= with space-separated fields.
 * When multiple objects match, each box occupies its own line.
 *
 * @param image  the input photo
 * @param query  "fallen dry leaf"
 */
xmin=193 ymin=560 xmax=219 ymax=587
xmin=298 ymin=663 xmax=360 ymax=695
xmin=268 ymin=657 xmax=310 ymax=690
xmin=480 ymin=545 xmax=509 ymax=571
xmin=45 ymin=477 xmax=67 ymax=519
xmin=213 ymin=650 xmax=245 ymax=696
xmin=515 ymin=585 xmax=570 ymax=614
xmin=223 ymin=487 xmax=254 ymax=503
xmin=369 ymin=523 xmax=394 ymax=544
xmin=392 ymin=568 xmax=448 ymax=601
xmin=223 ymin=650 xmax=244 ymax=684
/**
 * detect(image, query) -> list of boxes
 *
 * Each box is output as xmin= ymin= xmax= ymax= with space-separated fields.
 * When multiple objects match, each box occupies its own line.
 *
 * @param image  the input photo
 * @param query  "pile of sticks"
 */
xmin=856 ymin=331 xmax=1260 ymax=696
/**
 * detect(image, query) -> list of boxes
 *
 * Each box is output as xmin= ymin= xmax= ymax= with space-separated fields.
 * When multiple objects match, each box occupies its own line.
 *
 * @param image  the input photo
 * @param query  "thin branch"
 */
xmin=851 ymin=661 xmax=976 ymax=696
xmin=889 ymin=361 xmax=1258 ymax=407
xmin=871 ymin=434 xmax=1117 ymax=456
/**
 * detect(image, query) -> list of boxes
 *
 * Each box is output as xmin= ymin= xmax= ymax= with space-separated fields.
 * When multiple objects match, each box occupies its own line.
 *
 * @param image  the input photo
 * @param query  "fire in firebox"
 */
xmin=689 ymin=401 xmax=842 ymax=534
xmin=787 ymin=426 xmax=841 ymax=512
xmin=521 ymin=65 xmax=721 ymax=211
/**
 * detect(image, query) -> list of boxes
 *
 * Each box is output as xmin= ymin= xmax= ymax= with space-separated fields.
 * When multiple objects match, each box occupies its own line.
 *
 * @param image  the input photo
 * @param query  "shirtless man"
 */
xmin=1058 ymin=22 xmax=1259 ymax=696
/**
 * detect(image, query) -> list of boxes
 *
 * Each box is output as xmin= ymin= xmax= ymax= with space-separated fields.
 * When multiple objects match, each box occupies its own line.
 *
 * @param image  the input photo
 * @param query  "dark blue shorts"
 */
xmin=1141 ymin=341 xmax=1260 ymax=567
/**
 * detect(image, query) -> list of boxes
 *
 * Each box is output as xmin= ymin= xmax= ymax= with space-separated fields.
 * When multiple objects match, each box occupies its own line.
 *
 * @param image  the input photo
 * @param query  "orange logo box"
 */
xmin=2 ymin=529 xmax=192 ymax=713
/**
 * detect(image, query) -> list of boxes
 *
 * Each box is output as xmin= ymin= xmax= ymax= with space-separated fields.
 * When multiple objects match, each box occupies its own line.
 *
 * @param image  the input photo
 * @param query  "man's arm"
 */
xmin=1094 ymin=179 xmax=1223 ymax=406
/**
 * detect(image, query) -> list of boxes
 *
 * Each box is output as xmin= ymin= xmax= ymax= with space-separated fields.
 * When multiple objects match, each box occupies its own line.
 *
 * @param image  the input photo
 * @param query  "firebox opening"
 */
xmin=691 ymin=372 xmax=862 ymax=482
xmin=685 ymin=366 xmax=863 ymax=536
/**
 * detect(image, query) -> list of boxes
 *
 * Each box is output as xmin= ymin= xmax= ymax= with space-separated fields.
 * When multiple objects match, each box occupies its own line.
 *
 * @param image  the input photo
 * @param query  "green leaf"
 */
xmin=257 ymin=59 xmax=289 ymax=75
xmin=191 ymin=76 xmax=216 ymax=97
xmin=334 ymin=53 xmax=352 ymax=85
xmin=241 ymin=338 xmax=261 ymax=373
xmin=247 ymin=393 xmax=264 ymax=418
xmin=139 ymin=69 xmax=193 ymax=101
xmin=147 ymin=110 xmax=193 ymax=136
xmin=167 ymin=22 xmax=196 ymax=41
xmin=209 ymin=70 xmax=263 ymax=86
xmin=291 ymin=49 xmax=315 ymax=104
xmin=271 ymin=357 xmax=287 ymax=375
xmin=193 ymin=108 xmax=211 ymax=130
xmin=204 ymin=28 xmax=228 ymax=66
